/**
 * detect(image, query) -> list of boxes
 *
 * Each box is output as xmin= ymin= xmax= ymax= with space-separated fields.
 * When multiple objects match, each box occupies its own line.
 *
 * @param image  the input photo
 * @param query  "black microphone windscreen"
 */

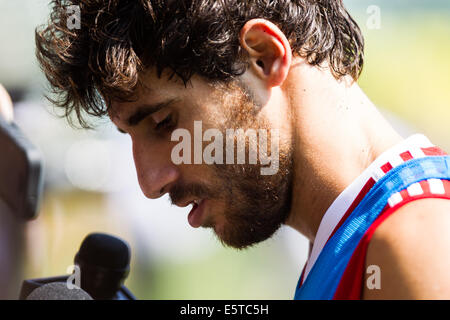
xmin=26 ymin=282 xmax=93 ymax=300
xmin=76 ymin=233 xmax=130 ymax=270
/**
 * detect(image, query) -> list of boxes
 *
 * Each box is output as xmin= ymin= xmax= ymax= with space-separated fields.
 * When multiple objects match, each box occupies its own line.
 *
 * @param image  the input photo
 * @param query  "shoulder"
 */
xmin=362 ymin=197 xmax=450 ymax=299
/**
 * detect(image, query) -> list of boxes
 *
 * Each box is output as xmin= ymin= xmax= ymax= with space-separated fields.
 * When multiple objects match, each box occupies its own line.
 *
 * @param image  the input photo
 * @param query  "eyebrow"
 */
xmin=116 ymin=98 xmax=179 ymax=134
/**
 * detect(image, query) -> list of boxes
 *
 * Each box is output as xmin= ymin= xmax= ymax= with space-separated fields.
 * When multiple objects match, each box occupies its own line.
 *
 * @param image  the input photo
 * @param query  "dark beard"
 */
xmin=170 ymin=81 xmax=295 ymax=249
xmin=210 ymin=82 xmax=294 ymax=249
xmin=212 ymin=144 xmax=294 ymax=249
xmin=169 ymin=149 xmax=294 ymax=250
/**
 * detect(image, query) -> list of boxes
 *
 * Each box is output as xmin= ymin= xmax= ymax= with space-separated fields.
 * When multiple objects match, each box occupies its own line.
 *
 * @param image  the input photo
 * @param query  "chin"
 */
xmin=211 ymin=222 xmax=236 ymax=248
xmin=212 ymin=224 xmax=254 ymax=250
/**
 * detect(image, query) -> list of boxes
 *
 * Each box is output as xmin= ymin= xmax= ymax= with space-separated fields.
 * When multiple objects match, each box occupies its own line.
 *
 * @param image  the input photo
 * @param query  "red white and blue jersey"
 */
xmin=295 ymin=134 xmax=450 ymax=299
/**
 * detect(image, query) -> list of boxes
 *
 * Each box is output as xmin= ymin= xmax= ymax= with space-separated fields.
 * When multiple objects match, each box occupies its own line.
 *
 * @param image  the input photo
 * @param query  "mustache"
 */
xmin=169 ymin=182 xmax=216 ymax=205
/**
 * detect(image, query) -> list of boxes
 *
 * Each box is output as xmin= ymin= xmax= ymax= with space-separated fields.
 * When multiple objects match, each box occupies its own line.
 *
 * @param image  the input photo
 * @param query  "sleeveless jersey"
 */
xmin=294 ymin=134 xmax=450 ymax=299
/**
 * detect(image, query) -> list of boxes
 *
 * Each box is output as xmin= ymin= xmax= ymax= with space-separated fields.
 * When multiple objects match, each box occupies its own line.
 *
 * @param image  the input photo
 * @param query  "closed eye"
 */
xmin=155 ymin=113 xmax=176 ymax=132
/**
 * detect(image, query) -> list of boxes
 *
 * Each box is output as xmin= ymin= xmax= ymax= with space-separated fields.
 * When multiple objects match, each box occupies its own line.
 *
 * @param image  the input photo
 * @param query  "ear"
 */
xmin=239 ymin=19 xmax=292 ymax=88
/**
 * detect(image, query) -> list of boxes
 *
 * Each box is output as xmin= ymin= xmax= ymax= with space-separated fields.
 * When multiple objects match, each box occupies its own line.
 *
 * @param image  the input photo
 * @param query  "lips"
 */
xmin=187 ymin=199 xmax=206 ymax=228
xmin=175 ymin=198 xmax=200 ymax=208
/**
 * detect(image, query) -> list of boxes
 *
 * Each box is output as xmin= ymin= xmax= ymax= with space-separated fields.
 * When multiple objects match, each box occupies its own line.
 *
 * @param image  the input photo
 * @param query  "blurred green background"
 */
xmin=0 ymin=0 xmax=449 ymax=299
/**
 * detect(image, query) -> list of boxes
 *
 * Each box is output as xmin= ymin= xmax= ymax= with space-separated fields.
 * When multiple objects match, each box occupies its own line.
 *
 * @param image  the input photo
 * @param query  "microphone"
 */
xmin=26 ymin=282 xmax=93 ymax=300
xmin=20 ymin=232 xmax=135 ymax=300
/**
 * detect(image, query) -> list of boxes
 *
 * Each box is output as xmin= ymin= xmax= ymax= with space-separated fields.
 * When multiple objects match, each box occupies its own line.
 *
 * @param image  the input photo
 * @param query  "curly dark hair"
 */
xmin=36 ymin=0 xmax=364 ymax=128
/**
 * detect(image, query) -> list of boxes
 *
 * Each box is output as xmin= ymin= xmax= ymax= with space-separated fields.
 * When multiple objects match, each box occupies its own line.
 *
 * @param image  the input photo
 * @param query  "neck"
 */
xmin=283 ymin=61 xmax=403 ymax=242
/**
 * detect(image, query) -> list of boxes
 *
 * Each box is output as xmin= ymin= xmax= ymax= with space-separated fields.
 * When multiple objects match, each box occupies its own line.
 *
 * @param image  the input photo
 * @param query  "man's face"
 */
xmin=109 ymin=69 xmax=294 ymax=249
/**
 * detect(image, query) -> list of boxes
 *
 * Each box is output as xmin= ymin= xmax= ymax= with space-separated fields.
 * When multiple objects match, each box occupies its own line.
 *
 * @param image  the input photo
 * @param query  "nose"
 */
xmin=132 ymin=138 xmax=179 ymax=199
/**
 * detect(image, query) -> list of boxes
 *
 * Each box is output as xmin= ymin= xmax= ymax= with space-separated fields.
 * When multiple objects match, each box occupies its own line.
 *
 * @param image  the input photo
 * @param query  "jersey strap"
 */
xmin=294 ymin=155 xmax=450 ymax=300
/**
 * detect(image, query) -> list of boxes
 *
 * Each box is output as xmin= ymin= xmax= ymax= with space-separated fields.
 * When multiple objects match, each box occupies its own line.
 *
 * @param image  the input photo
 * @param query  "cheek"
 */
xmin=206 ymin=199 xmax=228 ymax=229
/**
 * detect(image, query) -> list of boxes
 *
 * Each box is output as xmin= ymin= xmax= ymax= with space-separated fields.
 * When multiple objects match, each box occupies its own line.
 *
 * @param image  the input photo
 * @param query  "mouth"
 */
xmin=187 ymin=199 xmax=207 ymax=228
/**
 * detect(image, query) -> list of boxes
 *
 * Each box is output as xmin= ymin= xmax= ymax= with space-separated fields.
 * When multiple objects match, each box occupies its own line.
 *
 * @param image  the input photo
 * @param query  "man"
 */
xmin=35 ymin=0 xmax=450 ymax=299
